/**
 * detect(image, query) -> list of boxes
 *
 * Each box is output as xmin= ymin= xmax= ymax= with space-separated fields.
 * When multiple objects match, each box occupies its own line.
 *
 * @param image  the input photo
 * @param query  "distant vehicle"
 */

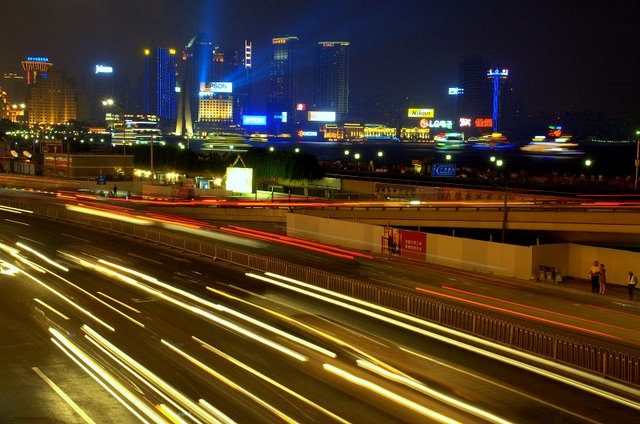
xmin=433 ymin=132 xmax=466 ymax=150
xmin=469 ymin=132 xmax=513 ymax=149
xmin=520 ymin=135 xmax=584 ymax=156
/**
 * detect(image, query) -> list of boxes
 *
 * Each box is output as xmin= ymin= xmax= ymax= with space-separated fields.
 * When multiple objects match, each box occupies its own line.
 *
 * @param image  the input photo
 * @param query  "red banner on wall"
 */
xmin=399 ymin=230 xmax=427 ymax=260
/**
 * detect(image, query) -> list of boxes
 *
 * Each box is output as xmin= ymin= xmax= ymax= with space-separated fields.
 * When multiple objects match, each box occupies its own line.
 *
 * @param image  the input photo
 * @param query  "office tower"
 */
xmin=81 ymin=63 xmax=116 ymax=124
xmin=458 ymin=56 xmax=491 ymax=120
xmin=268 ymin=36 xmax=299 ymax=125
xmin=28 ymin=67 xmax=77 ymax=124
xmin=313 ymin=41 xmax=350 ymax=120
xmin=180 ymin=34 xmax=214 ymax=128
xmin=1 ymin=73 xmax=26 ymax=105
xmin=143 ymin=48 xmax=178 ymax=122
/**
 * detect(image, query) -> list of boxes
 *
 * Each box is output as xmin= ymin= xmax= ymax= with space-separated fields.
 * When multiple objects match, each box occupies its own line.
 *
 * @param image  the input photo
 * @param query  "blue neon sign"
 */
xmin=242 ymin=115 xmax=267 ymax=126
xmin=26 ymin=56 xmax=49 ymax=62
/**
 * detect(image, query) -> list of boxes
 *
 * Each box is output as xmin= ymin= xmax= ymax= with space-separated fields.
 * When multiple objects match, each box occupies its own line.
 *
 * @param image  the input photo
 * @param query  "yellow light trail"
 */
xmin=82 ymin=326 xmax=219 ymax=424
xmin=49 ymin=327 xmax=167 ymax=423
xmin=34 ymin=298 xmax=70 ymax=320
xmin=250 ymin=272 xmax=640 ymax=411
xmin=16 ymin=242 xmax=69 ymax=272
xmin=357 ymin=359 xmax=511 ymax=424
xmin=194 ymin=336 xmax=349 ymax=424
xmin=323 ymin=363 xmax=460 ymax=424
xmin=162 ymin=339 xmax=296 ymax=424
xmin=93 ymin=259 xmax=309 ymax=361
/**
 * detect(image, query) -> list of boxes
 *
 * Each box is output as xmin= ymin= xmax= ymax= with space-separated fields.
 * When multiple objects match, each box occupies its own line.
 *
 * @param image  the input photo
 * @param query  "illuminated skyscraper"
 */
xmin=268 ymin=36 xmax=299 ymax=123
xmin=143 ymin=47 xmax=178 ymax=121
xmin=313 ymin=41 xmax=350 ymax=120
xmin=28 ymin=67 xmax=77 ymax=124
xmin=487 ymin=68 xmax=509 ymax=132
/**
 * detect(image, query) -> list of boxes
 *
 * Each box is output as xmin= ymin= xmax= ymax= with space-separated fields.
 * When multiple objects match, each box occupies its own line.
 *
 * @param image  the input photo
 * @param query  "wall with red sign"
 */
xmin=399 ymin=229 xmax=427 ymax=260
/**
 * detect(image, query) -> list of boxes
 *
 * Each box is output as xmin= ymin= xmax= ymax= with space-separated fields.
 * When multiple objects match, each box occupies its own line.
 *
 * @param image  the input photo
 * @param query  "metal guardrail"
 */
xmin=2 ymin=196 xmax=638 ymax=387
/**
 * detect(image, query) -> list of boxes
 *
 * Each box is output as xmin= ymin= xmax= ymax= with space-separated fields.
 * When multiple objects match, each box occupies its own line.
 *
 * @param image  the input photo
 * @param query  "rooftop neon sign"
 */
xmin=487 ymin=68 xmax=509 ymax=77
xmin=26 ymin=56 xmax=49 ymax=62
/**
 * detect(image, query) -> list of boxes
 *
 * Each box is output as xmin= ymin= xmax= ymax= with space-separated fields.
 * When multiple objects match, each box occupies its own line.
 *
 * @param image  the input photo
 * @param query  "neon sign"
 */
xmin=419 ymin=119 xmax=453 ymax=130
xmin=26 ymin=56 xmax=49 ymax=62
xmin=308 ymin=111 xmax=336 ymax=122
xmin=475 ymin=118 xmax=493 ymax=128
xmin=95 ymin=65 xmax=113 ymax=74
xmin=459 ymin=118 xmax=472 ymax=127
xmin=199 ymin=82 xmax=233 ymax=96
xmin=242 ymin=115 xmax=267 ymax=126
xmin=448 ymin=87 xmax=464 ymax=95
xmin=296 ymin=103 xmax=306 ymax=111
xmin=408 ymin=108 xmax=435 ymax=118
xmin=298 ymin=130 xmax=318 ymax=137
xmin=487 ymin=68 xmax=509 ymax=77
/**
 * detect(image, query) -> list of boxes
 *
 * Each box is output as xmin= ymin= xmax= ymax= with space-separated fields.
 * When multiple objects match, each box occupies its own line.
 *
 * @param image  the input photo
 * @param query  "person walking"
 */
xmin=599 ymin=263 xmax=607 ymax=295
xmin=589 ymin=260 xmax=600 ymax=294
xmin=628 ymin=271 xmax=638 ymax=301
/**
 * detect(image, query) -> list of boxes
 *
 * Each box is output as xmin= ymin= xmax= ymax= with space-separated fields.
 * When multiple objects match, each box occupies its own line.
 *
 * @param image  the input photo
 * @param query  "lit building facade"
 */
xmin=268 ymin=36 xmax=299 ymax=127
xmin=143 ymin=48 xmax=177 ymax=122
xmin=109 ymin=113 xmax=162 ymax=145
xmin=197 ymin=95 xmax=233 ymax=130
xmin=29 ymin=67 xmax=77 ymax=125
xmin=313 ymin=41 xmax=350 ymax=121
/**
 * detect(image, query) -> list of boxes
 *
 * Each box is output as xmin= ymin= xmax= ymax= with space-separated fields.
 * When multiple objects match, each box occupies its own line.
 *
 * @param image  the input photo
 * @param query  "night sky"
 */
xmin=2 ymin=0 xmax=639 ymax=121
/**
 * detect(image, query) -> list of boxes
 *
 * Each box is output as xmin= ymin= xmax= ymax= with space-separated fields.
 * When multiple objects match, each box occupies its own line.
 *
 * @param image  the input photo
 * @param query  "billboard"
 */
xmin=308 ymin=111 xmax=336 ymax=122
xmin=419 ymin=119 xmax=453 ymax=129
xmin=199 ymin=82 xmax=233 ymax=96
xmin=226 ymin=167 xmax=253 ymax=193
xmin=298 ymin=130 xmax=318 ymax=137
xmin=399 ymin=229 xmax=427 ymax=260
xmin=408 ymin=108 xmax=435 ymax=118
xmin=242 ymin=115 xmax=267 ymax=126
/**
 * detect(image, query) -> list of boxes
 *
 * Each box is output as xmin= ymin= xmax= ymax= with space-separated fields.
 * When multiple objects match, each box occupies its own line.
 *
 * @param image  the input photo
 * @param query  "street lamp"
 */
xmin=445 ymin=154 xmax=452 ymax=161
xmin=635 ymin=130 xmax=640 ymax=190
xmin=377 ymin=151 xmax=384 ymax=158
xmin=585 ymin=159 xmax=592 ymax=167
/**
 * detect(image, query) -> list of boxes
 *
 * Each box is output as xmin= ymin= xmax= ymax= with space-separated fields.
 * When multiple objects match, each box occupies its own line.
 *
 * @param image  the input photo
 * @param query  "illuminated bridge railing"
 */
xmin=2 ymin=196 xmax=638 ymax=387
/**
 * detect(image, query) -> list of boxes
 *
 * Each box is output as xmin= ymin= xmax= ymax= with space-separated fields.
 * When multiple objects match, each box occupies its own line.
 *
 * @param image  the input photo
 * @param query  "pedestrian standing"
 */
xmin=599 ymin=263 xmax=607 ymax=295
xmin=628 ymin=271 xmax=638 ymax=301
xmin=589 ymin=260 xmax=600 ymax=294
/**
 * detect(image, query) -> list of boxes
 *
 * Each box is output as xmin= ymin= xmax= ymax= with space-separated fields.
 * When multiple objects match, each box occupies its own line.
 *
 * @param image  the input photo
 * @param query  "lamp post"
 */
xmin=635 ymin=130 xmax=640 ymax=190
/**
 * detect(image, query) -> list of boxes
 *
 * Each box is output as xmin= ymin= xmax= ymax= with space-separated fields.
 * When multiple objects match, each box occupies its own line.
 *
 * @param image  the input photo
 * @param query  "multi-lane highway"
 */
xmin=1 ymin=201 xmax=639 ymax=423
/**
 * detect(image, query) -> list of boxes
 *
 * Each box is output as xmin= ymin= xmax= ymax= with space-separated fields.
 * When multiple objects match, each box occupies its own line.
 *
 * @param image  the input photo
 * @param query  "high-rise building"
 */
xmin=313 ymin=41 xmax=350 ymax=121
xmin=179 ymin=34 xmax=214 ymax=129
xmin=80 ymin=63 xmax=116 ymax=124
xmin=29 ymin=67 xmax=77 ymax=124
xmin=143 ymin=48 xmax=178 ymax=122
xmin=458 ymin=56 xmax=492 ymax=121
xmin=268 ymin=36 xmax=299 ymax=126
xmin=1 ymin=73 xmax=26 ymax=105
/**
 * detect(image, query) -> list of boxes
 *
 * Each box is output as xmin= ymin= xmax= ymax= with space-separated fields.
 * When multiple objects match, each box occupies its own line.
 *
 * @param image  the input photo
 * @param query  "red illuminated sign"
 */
xmin=399 ymin=230 xmax=426 ymax=260
xmin=296 ymin=103 xmax=306 ymax=111
xmin=474 ymin=118 xmax=493 ymax=128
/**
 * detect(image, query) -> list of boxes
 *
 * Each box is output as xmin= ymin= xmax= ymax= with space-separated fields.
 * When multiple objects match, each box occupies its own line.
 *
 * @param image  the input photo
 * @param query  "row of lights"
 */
xmin=442 ymin=154 xmax=593 ymax=168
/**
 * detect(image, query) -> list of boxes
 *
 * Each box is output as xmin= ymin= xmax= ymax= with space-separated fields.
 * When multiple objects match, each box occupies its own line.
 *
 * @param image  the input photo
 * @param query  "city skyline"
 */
xmin=1 ymin=0 xmax=639 ymax=125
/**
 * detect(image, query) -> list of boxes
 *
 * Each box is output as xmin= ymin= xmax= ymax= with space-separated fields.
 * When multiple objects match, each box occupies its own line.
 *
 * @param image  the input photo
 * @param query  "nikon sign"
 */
xmin=408 ymin=108 xmax=435 ymax=118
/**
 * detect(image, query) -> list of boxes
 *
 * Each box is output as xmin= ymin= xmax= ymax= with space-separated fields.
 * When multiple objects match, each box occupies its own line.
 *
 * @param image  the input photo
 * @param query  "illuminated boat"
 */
xmin=433 ymin=132 xmax=466 ymax=150
xmin=520 ymin=135 xmax=584 ymax=156
xmin=468 ymin=132 xmax=513 ymax=149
